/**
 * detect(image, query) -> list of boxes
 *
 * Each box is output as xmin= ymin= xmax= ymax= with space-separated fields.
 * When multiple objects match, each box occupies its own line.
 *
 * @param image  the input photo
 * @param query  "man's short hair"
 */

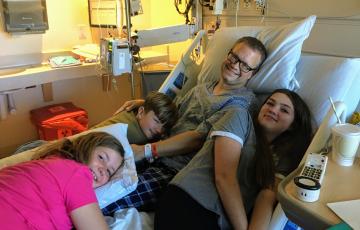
xmin=143 ymin=91 xmax=178 ymax=133
xmin=232 ymin=36 xmax=267 ymax=72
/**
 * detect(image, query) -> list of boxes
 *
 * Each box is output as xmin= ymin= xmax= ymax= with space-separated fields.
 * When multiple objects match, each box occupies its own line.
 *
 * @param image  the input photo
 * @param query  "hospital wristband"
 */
xmin=151 ymin=143 xmax=159 ymax=159
xmin=144 ymin=143 xmax=154 ymax=163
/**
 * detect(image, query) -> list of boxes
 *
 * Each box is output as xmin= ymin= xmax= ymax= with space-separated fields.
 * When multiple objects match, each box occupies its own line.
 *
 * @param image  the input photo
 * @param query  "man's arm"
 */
xmin=131 ymin=130 xmax=205 ymax=161
xmin=248 ymin=178 xmax=280 ymax=230
xmin=113 ymin=99 xmax=145 ymax=115
xmin=214 ymin=136 xmax=248 ymax=230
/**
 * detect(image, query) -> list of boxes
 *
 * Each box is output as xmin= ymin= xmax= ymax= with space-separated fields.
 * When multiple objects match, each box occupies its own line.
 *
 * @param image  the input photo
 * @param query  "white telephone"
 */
xmin=293 ymin=153 xmax=328 ymax=202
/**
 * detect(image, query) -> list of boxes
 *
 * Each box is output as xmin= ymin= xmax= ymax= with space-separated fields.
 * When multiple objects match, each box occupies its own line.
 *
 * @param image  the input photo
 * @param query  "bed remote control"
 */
xmin=294 ymin=153 xmax=328 ymax=202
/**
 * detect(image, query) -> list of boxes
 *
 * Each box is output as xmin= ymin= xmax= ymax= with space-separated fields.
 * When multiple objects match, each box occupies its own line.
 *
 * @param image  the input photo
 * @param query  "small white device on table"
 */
xmin=294 ymin=153 xmax=328 ymax=202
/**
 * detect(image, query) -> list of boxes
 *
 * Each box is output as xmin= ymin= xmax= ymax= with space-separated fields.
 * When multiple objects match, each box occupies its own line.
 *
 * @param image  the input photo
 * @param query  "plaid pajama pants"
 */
xmin=102 ymin=160 xmax=178 ymax=216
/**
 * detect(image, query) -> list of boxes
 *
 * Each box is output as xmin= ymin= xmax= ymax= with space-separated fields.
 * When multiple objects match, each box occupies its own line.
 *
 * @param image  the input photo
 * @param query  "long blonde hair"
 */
xmin=32 ymin=132 xmax=125 ymax=166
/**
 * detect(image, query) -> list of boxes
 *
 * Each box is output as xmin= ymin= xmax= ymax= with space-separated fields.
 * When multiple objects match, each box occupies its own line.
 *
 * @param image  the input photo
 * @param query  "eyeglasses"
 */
xmin=227 ymin=50 xmax=257 ymax=73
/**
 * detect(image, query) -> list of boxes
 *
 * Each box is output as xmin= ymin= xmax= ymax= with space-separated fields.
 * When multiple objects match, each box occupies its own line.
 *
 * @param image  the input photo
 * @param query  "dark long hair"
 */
xmin=33 ymin=132 xmax=125 ymax=166
xmin=254 ymin=89 xmax=313 ymax=188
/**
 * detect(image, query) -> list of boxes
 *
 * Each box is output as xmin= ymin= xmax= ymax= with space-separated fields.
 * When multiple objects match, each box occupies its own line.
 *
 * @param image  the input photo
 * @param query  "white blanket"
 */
xmin=107 ymin=208 xmax=154 ymax=230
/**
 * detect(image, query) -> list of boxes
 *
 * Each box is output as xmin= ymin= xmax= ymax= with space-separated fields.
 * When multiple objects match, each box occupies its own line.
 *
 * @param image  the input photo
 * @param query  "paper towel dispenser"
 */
xmin=1 ymin=0 xmax=49 ymax=33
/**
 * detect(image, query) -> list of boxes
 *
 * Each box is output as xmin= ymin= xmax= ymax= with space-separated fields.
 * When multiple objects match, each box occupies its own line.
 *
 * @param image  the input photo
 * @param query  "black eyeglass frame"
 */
xmin=227 ymin=50 xmax=258 ymax=73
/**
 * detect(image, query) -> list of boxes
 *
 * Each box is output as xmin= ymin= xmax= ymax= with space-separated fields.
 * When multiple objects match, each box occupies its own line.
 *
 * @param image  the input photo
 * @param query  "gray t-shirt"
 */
xmin=171 ymin=107 xmax=258 ymax=230
xmin=160 ymin=81 xmax=255 ymax=171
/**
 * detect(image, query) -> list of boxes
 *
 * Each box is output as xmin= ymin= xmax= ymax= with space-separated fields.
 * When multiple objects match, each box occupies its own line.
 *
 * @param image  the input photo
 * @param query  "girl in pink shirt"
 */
xmin=0 ymin=132 xmax=124 ymax=230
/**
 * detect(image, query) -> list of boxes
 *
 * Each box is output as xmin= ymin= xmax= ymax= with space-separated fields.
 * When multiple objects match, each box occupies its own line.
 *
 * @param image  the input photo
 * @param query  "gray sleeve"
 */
xmin=193 ymin=107 xmax=234 ymax=135
xmin=208 ymin=108 xmax=252 ymax=146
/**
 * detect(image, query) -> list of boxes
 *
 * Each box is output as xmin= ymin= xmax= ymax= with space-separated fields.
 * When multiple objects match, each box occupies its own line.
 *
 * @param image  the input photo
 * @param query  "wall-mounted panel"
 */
xmin=266 ymin=0 xmax=360 ymax=18
xmin=88 ymin=0 xmax=118 ymax=27
xmin=201 ymin=0 xmax=360 ymax=57
xmin=2 ymin=0 xmax=48 ymax=34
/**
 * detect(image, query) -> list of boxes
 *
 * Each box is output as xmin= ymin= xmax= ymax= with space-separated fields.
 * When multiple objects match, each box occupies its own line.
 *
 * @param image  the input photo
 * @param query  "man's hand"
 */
xmin=113 ymin=99 xmax=145 ymax=115
xmin=131 ymin=144 xmax=145 ymax=161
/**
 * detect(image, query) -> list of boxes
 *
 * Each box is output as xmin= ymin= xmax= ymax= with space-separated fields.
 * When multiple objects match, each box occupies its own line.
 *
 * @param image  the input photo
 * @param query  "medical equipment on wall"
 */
xmin=100 ymin=22 xmax=197 ymax=75
xmin=200 ymin=0 xmax=224 ymax=15
xmin=99 ymin=22 xmax=196 ymax=76
xmin=174 ymin=0 xmax=195 ymax=24
xmin=134 ymin=24 xmax=196 ymax=48
xmin=97 ymin=0 xmax=199 ymax=99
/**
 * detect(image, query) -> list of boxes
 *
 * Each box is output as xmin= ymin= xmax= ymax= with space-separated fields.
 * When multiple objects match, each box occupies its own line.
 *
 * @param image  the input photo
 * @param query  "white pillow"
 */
xmin=294 ymin=55 xmax=360 ymax=126
xmin=198 ymin=15 xmax=316 ymax=93
xmin=87 ymin=123 xmax=138 ymax=209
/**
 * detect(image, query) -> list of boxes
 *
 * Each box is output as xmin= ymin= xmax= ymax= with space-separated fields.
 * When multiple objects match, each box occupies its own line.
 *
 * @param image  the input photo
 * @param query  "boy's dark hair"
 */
xmin=143 ymin=91 xmax=178 ymax=133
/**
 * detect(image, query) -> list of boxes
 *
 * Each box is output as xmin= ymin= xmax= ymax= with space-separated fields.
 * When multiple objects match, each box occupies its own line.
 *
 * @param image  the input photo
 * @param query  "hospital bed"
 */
xmin=106 ymin=16 xmax=360 ymax=229
xmin=155 ymin=15 xmax=360 ymax=229
xmin=1 ymin=15 xmax=360 ymax=229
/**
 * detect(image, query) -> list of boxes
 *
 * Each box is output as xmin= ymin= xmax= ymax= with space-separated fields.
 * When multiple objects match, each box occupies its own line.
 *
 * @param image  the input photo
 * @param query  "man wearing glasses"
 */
xmin=102 ymin=36 xmax=267 ymax=215
xmin=214 ymin=36 xmax=266 ymax=95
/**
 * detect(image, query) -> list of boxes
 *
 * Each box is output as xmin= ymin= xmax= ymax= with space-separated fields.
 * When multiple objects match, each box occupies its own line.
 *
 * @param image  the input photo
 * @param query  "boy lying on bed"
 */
xmin=15 ymin=91 xmax=178 ymax=153
xmin=92 ymin=91 xmax=178 ymax=145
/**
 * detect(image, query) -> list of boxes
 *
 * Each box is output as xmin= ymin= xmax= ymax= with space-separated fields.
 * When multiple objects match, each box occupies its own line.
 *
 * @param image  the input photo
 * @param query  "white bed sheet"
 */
xmin=107 ymin=208 xmax=154 ymax=230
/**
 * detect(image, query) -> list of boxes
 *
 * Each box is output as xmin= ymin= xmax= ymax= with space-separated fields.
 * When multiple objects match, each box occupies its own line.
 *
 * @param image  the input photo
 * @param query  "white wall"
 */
xmin=202 ymin=0 xmax=360 ymax=57
xmin=0 ymin=0 xmax=93 ymax=67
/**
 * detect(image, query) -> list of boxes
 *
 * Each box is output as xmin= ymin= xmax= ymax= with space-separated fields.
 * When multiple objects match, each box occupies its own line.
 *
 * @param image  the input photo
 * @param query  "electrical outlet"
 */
xmin=77 ymin=25 xmax=87 ymax=40
xmin=243 ymin=0 xmax=251 ymax=8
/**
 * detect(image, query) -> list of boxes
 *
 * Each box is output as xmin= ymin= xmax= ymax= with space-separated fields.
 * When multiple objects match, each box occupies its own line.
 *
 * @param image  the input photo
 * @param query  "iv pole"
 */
xmin=124 ymin=0 xmax=135 ymax=99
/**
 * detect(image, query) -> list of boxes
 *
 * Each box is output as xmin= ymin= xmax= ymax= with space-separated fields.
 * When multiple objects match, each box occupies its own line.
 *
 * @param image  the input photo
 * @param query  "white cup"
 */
xmin=331 ymin=123 xmax=360 ymax=166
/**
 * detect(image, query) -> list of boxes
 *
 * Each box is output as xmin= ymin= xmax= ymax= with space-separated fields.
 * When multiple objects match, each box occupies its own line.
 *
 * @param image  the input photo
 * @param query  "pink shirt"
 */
xmin=0 ymin=156 xmax=97 ymax=230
